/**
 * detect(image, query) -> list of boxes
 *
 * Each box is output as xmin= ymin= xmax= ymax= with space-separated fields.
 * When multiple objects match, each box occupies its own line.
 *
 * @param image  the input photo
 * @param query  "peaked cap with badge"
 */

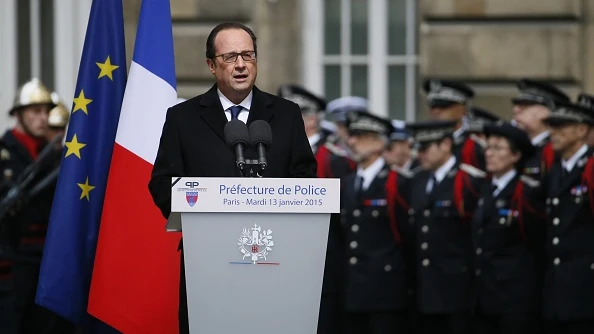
xmin=543 ymin=100 xmax=594 ymax=126
xmin=422 ymin=79 xmax=475 ymax=109
xmin=467 ymin=106 xmax=501 ymax=134
xmin=327 ymin=96 xmax=369 ymax=123
xmin=576 ymin=93 xmax=594 ymax=112
xmin=277 ymin=84 xmax=326 ymax=115
xmin=406 ymin=120 xmax=457 ymax=150
xmin=347 ymin=110 xmax=393 ymax=136
xmin=511 ymin=78 xmax=570 ymax=108
xmin=388 ymin=120 xmax=410 ymax=142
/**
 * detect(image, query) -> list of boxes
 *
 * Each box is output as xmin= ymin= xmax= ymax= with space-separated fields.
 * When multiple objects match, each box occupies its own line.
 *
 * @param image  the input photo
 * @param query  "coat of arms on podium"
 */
xmin=185 ymin=191 xmax=198 ymax=207
xmin=232 ymin=224 xmax=278 ymax=265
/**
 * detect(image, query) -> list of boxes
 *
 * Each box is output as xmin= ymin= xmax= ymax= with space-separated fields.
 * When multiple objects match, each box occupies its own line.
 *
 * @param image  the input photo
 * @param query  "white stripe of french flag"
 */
xmin=88 ymin=1 xmax=181 ymax=333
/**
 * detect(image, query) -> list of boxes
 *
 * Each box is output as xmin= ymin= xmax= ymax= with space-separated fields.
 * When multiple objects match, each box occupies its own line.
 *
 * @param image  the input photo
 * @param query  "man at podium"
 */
xmin=148 ymin=22 xmax=317 ymax=334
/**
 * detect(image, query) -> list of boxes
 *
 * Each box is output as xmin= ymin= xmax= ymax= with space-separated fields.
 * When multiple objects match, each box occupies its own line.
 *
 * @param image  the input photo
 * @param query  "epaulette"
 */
xmin=469 ymin=133 xmax=487 ymax=148
xmin=459 ymin=163 xmax=487 ymax=178
xmin=323 ymin=141 xmax=348 ymax=158
xmin=520 ymin=175 xmax=540 ymax=188
xmin=390 ymin=165 xmax=413 ymax=179
xmin=447 ymin=167 xmax=459 ymax=178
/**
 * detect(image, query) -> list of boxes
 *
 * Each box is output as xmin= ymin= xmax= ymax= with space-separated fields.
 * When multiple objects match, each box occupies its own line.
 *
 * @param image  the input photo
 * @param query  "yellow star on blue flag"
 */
xmin=36 ymin=0 xmax=127 ymax=330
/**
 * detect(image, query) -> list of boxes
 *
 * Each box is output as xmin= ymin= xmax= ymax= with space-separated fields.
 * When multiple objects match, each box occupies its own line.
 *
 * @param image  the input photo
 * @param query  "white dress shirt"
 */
xmin=356 ymin=157 xmax=385 ymax=191
xmin=562 ymin=144 xmax=589 ymax=172
xmin=491 ymin=169 xmax=517 ymax=197
xmin=426 ymin=156 xmax=457 ymax=193
xmin=531 ymin=131 xmax=549 ymax=146
xmin=218 ymin=89 xmax=252 ymax=123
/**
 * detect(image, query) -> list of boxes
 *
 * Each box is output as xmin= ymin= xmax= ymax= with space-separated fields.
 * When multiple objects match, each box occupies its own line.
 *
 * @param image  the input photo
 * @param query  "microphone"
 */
xmin=248 ymin=120 xmax=272 ymax=176
xmin=224 ymin=120 xmax=250 ymax=174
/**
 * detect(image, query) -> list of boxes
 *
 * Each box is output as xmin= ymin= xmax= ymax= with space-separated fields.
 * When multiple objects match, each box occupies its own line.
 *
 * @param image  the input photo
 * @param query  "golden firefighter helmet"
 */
xmin=9 ymin=78 xmax=55 ymax=115
xmin=48 ymin=92 xmax=70 ymax=128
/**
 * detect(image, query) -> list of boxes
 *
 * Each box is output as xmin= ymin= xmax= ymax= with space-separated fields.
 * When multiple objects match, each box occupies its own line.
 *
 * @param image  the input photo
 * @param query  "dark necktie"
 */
xmin=355 ymin=175 xmax=364 ymax=200
xmin=427 ymin=175 xmax=437 ymax=194
xmin=229 ymin=105 xmax=242 ymax=120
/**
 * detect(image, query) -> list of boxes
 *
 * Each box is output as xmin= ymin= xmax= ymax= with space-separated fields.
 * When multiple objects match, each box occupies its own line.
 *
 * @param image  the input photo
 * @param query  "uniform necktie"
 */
xmin=229 ymin=105 xmax=242 ymax=120
xmin=491 ymin=183 xmax=499 ymax=197
xmin=427 ymin=175 xmax=437 ymax=194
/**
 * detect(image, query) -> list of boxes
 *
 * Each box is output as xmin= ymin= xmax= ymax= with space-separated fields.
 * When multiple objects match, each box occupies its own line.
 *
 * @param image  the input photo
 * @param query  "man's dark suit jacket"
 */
xmin=148 ymin=84 xmax=317 ymax=333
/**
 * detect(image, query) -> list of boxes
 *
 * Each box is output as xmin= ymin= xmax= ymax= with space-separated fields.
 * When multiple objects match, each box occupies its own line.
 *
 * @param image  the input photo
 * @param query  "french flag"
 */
xmin=87 ymin=0 xmax=181 ymax=333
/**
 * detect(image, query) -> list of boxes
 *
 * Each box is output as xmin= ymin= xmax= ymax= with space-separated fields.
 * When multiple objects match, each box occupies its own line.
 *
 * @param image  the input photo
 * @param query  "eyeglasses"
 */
xmin=215 ymin=51 xmax=256 ymax=63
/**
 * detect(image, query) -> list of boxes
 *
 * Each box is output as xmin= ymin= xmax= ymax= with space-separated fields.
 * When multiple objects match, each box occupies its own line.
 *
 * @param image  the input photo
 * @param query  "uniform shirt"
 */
xmin=531 ymin=131 xmax=549 ymax=146
xmin=218 ymin=88 xmax=252 ymax=123
xmin=426 ymin=156 xmax=456 ymax=193
xmin=356 ymin=157 xmax=385 ymax=191
xmin=562 ymin=144 xmax=589 ymax=172
xmin=491 ymin=169 xmax=517 ymax=197
xmin=308 ymin=133 xmax=322 ymax=149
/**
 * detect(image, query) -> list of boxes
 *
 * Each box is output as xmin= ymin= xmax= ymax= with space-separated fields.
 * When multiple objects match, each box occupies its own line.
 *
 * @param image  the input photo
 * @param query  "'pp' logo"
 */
xmin=185 ymin=181 xmax=199 ymax=188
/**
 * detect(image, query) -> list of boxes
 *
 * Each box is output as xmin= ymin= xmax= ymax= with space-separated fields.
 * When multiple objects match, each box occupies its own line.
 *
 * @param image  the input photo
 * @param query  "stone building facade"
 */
xmin=1 ymin=0 xmax=594 ymax=133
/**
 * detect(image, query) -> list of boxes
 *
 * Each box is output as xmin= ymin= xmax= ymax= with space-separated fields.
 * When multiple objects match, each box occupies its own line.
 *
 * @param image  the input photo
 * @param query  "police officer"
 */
xmin=404 ymin=120 xmax=486 ymax=334
xmin=340 ymin=110 xmax=411 ymax=334
xmin=462 ymin=106 xmax=501 ymax=171
xmin=576 ymin=93 xmax=594 ymax=148
xmin=471 ymin=122 xmax=544 ymax=334
xmin=384 ymin=120 xmax=421 ymax=175
xmin=512 ymin=79 xmax=570 ymax=180
xmin=326 ymin=96 xmax=369 ymax=157
xmin=541 ymin=101 xmax=594 ymax=334
xmin=422 ymin=79 xmax=485 ymax=170
xmin=0 ymin=78 xmax=71 ymax=334
xmin=278 ymin=85 xmax=355 ymax=179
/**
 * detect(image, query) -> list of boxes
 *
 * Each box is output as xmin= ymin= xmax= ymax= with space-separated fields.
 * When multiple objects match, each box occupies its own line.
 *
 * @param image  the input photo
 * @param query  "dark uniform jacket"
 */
xmin=0 ymin=131 xmax=57 ymax=259
xmin=340 ymin=162 xmax=412 ymax=312
xmin=543 ymin=147 xmax=594 ymax=321
xmin=523 ymin=134 xmax=554 ymax=181
xmin=407 ymin=161 xmax=485 ymax=314
xmin=471 ymin=174 xmax=545 ymax=315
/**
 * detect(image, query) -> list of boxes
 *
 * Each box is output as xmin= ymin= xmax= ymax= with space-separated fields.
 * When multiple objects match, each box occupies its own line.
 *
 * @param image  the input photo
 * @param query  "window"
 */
xmin=302 ymin=0 xmax=418 ymax=121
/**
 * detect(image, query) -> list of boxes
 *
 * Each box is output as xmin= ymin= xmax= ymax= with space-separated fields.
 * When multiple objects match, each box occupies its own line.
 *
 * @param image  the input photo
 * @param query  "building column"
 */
xmin=53 ymin=0 xmax=92 ymax=107
xmin=0 ymin=0 xmax=17 ymax=130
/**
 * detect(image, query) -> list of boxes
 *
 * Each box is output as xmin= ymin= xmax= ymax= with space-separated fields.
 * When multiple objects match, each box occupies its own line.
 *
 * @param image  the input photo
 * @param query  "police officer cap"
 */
xmin=347 ymin=110 xmax=393 ymax=136
xmin=511 ymin=78 xmax=569 ymax=107
xmin=277 ymin=84 xmax=326 ymax=115
xmin=327 ymin=96 xmax=368 ymax=123
xmin=467 ymin=106 xmax=501 ymax=133
xmin=406 ymin=120 xmax=457 ymax=149
xmin=320 ymin=119 xmax=337 ymax=137
xmin=577 ymin=93 xmax=594 ymax=112
xmin=484 ymin=121 xmax=535 ymax=159
xmin=389 ymin=119 xmax=410 ymax=142
xmin=422 ymin=79 xmax=475 ymax=108
xmin=543 ymin=100 xmax=594 ymax=126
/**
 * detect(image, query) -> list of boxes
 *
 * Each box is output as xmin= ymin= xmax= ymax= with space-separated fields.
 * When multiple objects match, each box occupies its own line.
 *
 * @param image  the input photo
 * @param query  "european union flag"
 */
xmin=36 ymin=0 xmax=126 ymax=328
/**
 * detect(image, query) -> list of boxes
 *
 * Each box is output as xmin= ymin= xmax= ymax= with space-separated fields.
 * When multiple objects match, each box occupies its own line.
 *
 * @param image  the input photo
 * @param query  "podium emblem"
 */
xmin=235 ymin=224 xmax=278 ymax=265
xmin=185 ymin=191 xmax=198 ymax=207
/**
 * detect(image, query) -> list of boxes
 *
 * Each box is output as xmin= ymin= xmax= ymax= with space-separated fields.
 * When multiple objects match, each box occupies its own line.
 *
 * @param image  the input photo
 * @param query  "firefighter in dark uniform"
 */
xmin=471 ymin=122 xmax=545 ymax=334
xmin=0 ymin=79 xmax=70 ymax=334
xmin=422 ymin=79 xmax=485 ymax=170
xmin=541 ymin=101 xmax=594 ymax=334
xmin=403 ymin=120 xmax=486 ymax=334
xmin=463 ymin=106 xmax=501 ymax=171
xmin=340 ymin=110 xmax=412 ymax=334
xmin=277 ymin=84 xmax=354 ymax=334
xmin=511 ymin=78 xmax=570 ymax=180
